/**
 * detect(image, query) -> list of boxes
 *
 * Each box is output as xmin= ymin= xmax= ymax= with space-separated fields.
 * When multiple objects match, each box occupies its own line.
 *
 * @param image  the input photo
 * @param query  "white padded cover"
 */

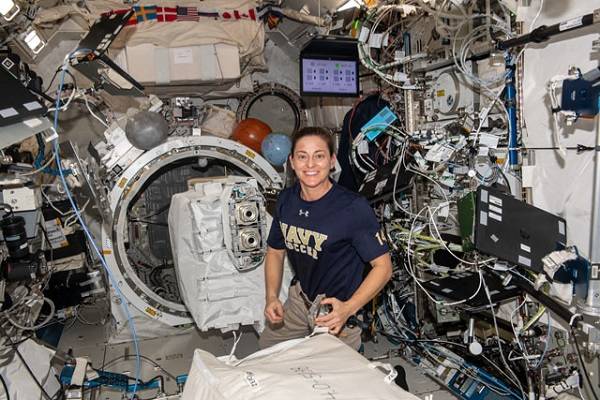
xmin=181 ymin=333 xmax=423 ymax=400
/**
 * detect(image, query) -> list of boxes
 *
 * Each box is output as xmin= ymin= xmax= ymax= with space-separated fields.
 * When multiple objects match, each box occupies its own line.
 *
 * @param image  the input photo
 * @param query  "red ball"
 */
xmin=232 ymin=118 xmax=272 ymax=153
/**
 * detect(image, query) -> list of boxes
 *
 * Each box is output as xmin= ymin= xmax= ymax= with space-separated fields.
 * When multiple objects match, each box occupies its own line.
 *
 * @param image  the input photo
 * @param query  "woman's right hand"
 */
xmin=264 ymin=297 xmax=284 ymax=324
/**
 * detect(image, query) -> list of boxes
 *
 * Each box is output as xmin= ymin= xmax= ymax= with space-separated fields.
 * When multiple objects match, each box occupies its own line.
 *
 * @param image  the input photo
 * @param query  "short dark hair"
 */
xmin=290 ymin=127 xmax=335 ymax=156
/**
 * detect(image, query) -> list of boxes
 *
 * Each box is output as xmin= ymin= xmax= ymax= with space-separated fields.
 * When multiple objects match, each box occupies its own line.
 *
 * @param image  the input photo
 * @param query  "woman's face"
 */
xmin=290 ymin=135 xmax=336 ymax=191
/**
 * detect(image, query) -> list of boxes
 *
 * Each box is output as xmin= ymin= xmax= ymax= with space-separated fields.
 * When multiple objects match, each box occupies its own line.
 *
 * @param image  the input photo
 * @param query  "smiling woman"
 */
xmin=259 ymin=127 xmax=393 ymax=351
xmin=289 ymin=127 xmax=336 ymax=200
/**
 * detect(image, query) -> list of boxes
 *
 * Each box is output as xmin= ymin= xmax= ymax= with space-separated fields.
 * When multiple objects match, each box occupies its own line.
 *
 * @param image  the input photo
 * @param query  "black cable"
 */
xmin=14 ymin=349 xmax=52 ymax=400
xmin=128 ymin=219 xmax=168 ymax=226
xmin=64 ymin=70 xmax=77 ymax=89
xmin=571 ymin=327 xmax=600 ymax=400
xmin=27 ymin=87 xmax=56 ymax=105
xmin=43 ymin=68 xmax=61 ymax=94
xmin=495 ymin=166 xmax=513 ymax=194
xmin=137 ymin=204 xmax=170 ymax=220
xmin=0 ymin=203 xmax=13 ymax=218
xmin=494 ymin=145 xmax=598 ymax=153
xmin=38 ymin=222 xmax=53 ymax=266
xmin=10 ymin=332 xmax=34 ymax=347
xmin=102 ymin=354 xmax=176 ymax=381
xmin=376 ymin=331 xmax=468 ymax=348
xmin=51 ymin=381 xmax=65 ymax=400
xmin=0 ymin=372 xmax=10 ymax=400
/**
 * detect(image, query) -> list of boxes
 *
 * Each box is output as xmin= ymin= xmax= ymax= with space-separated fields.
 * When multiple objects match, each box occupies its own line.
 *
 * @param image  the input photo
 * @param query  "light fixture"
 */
xmin=23 ymin=28 xmax=45 ymax=54
xmin=336 ymin=0 xmax=363 ymax=12
xmin=0 ymin=0 xmax=20 ymax=21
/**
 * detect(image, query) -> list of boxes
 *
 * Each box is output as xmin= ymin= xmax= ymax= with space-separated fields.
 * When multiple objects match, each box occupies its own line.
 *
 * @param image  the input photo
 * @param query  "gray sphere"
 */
xmin=125 ymin=111 xmax=169 ymax=150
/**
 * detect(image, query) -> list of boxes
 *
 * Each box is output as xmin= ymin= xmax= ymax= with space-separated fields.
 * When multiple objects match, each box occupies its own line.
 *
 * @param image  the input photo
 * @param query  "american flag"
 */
xmin=176 ymin=6 xmax=199 ymax=21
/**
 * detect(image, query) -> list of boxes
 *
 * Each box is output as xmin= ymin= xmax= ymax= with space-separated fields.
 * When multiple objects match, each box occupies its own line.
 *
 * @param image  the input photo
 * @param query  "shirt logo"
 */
xmin=299 ymin=209 xmax=309 ymax=217
xmin=280 ymin=222 xmax=327 ymax=260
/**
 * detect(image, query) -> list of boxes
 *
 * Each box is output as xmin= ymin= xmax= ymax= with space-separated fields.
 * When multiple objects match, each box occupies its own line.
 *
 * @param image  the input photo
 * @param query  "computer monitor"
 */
xmin=299 ymin=36 xmax=359 ymax=97
xmin=300 ymin=58 xmax=359 ymax=96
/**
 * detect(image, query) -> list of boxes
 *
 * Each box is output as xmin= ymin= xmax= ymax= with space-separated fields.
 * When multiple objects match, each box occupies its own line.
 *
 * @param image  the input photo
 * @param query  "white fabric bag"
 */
xmin=181 ymin=333 xmax=422 ymax=400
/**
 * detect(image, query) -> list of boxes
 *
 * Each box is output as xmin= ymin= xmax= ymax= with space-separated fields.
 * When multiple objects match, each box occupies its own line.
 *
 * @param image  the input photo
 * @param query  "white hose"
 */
xmin=6 ymin=296 xmax=56 ymax=331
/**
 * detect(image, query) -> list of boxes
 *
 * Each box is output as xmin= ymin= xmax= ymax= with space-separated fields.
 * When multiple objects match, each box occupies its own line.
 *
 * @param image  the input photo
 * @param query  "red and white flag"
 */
xmin=221 ymin=8 xmax=256 ymax=20
xmin=157 ymin=6 xmax=177 ymax=22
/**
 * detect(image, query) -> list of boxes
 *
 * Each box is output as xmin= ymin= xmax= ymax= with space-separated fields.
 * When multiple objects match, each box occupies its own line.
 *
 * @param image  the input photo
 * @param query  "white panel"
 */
xmin=521 ymin=0 xmax=598 ymax=255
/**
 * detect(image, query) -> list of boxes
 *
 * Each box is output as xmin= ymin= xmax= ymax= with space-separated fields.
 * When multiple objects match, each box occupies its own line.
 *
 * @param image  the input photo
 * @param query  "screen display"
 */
xmin=301 ymin=58 xmax=358 ymax=95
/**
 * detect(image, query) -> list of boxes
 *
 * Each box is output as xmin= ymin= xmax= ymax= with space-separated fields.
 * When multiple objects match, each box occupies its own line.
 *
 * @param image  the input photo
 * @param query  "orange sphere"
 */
xmin=232 ymin=118 xmax=272 ymax=153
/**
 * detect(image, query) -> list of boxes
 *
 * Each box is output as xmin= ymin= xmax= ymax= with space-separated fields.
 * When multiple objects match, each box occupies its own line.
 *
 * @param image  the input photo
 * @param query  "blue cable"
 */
xmin=34 ymin=134 xmax=72 ymax=176
xmin=52 ymin=53 xmax=141 ymax=399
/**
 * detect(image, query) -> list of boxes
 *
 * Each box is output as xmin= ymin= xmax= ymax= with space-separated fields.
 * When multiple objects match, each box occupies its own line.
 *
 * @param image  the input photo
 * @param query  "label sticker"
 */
xmin=489 ymin=212 xmax=502 ymax=222
xmin=559 ymin=16 xmax=583 ymax=32
xmin=358 ymin=139 xmax=369 ymax=154
xmin=23 ymin=118 xmax=42 ymax=128
xmin=424 ymin=142 xmax=455 ymax=163
xmin=481 ymin=189 xmax=488 ymax=203
xmin=488 ymin=204 xmax=502 ymax=215
xmin=44 ymin=218 xmax=68 ymax=249
xmin=489 ymin=195 xmax=503 ymax=207
xmin=173 ymin=47 xmax=193 ymax=64
xmin=520 ymin=243 xmax=531 ymax=253
xmin=558 ymin=220 xmax=566 ymax=235
xmin=145 ymin=307 xmax=158 ymax=317
xmin=23 ymin=101 xmax=42 ymax=111
xmin=490 ymin=234 xmax=499 ymax=242
xmin=518 ymin=255 xmax=532 ymax=267
xmin=369 ymin=33 xmax=384 ymax=48
xmin=359 ymin=26 xmax=370 ymax=43
xmin=0 ymin=107 xmax=18 ymax=118
xmin=479 ymin=133 xmax=500 ymax=149
xmin=244 ymin=371 xmax=260 ymax=389
xmin=480 ymin=211 xmax=488 ymax=226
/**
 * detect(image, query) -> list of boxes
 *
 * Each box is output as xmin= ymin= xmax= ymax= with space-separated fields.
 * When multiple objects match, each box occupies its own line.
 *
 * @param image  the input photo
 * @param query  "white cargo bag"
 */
xmin=181 ymin=333 xmax=422 ymax=400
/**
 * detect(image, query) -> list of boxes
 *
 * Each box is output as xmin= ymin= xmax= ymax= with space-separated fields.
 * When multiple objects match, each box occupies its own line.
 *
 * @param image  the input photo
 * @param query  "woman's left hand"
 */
xmin=314 ymin=297 xmax=353 ymax=335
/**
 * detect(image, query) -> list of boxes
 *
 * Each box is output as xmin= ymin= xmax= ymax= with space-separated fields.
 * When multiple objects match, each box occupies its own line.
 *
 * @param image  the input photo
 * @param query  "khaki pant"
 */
xmin=259 ymin=282 xmax=362 ymax=350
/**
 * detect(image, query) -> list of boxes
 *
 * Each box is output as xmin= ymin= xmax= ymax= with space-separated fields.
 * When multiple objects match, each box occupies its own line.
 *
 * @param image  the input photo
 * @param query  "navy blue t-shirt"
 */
xmin=267 ymin=182 xmax=388 ymax=301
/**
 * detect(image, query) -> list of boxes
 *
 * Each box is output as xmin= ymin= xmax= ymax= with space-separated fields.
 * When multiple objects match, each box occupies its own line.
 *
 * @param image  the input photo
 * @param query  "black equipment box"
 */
xmin=474 ymin=187 xmax=566 ymax=272
xmin=0 ymin=65 xmax=46 ymax=127
xmin=358 ymin=159 xmax=413 ymax=203
xmin=421 ymin=269 xmax=521 ymax=307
